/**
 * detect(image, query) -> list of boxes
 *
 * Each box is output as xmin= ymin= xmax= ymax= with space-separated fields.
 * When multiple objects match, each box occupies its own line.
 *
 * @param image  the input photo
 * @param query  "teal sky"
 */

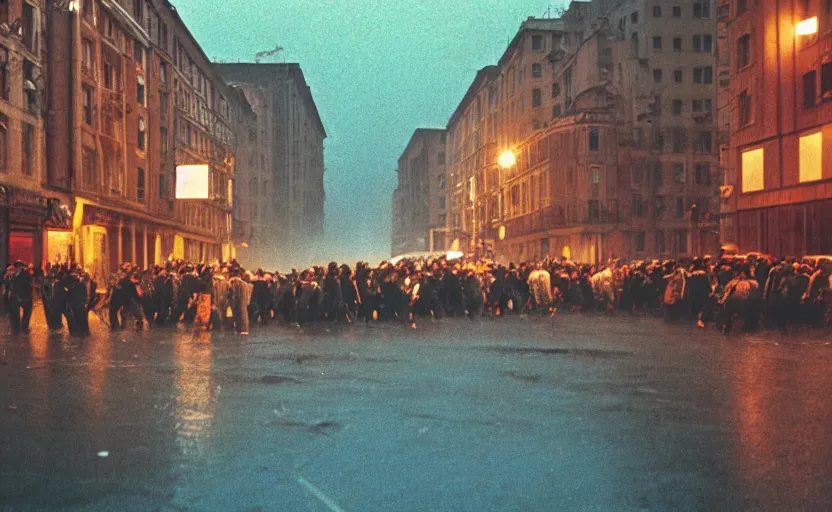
xmin=173 ymin=0 xmax=566 ymax=264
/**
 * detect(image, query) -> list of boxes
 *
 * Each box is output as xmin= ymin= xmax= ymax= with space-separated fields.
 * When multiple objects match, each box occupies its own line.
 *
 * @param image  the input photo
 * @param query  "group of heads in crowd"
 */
xmin=4 ymin=250 xmax=832 ymax=336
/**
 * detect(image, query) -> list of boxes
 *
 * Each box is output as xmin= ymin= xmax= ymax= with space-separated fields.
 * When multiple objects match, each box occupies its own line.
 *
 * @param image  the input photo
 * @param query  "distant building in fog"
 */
xmin=215 ymin=63 xmax=326 ymax=266
xmin=391 ymin=128 xmax=446 ymax=256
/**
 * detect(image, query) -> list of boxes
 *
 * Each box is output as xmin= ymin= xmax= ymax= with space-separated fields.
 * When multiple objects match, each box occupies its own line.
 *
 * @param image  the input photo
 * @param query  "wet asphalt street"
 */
xmin=1 ymin=312 xmax=832 ymax=512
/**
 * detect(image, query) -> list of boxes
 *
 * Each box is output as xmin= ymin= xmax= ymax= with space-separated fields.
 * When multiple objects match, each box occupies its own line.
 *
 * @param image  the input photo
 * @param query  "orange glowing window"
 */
xmin=741 ymin=148 xmax=764 ymax=193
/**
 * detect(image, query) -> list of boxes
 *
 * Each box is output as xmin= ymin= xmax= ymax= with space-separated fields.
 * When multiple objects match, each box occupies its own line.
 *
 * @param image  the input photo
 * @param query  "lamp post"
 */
xmin=496 ymin=150 xmax=516 ymax=260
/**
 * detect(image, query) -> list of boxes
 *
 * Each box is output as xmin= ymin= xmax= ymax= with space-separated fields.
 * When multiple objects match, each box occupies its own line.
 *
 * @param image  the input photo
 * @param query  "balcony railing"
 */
xmin=504 ymin=206 xmax=566 ymax=237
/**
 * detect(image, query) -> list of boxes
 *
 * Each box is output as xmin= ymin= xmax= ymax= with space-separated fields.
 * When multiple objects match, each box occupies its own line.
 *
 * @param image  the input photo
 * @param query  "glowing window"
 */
xmin=799 ymin=132 xmax=822 ymax=183
xmin=741 ymin=148 xmax=764 ymax=192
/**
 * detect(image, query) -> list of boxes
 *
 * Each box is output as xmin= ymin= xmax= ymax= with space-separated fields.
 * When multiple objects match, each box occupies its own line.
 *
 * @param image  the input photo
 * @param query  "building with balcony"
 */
xmin=391 ymin=128 xmax=446 ymax=256
xmin=215 ymin=63 xmax=326 ymax=268
xmin=720 ymin=0 xmax=832 ymax=256
xmin=0 ymin=0 xmax=61 ymax=271
xmin=444 ymin=1 xmax=722 ymax=263
xmin=44 ymin=0 xmax=253 ymax=283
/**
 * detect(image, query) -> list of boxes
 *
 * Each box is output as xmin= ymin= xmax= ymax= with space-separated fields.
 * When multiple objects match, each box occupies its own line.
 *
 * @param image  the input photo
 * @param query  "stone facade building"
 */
xmin=444 ymin=0 xmax=721 ymax=263
xmin=216 ymin=63 xmax=326 ymax=267
xmin=719 ymin=0 xmax=832 ymax=256
xmin=0 ymin=0 xmax=56 ymax=271
xmin=40 ymin=0 xmax=254 ymax=283
xmin=391 ymin=128 xmax=446 ymax=256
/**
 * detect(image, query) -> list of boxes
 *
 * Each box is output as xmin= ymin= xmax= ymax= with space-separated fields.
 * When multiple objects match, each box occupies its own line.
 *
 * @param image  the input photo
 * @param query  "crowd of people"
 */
xmin=3 ymin=252 xmax=832 ymax=336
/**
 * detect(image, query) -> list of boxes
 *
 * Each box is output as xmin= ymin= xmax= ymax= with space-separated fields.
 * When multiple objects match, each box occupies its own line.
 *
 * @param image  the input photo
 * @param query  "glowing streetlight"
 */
xmin=498 ymin=150 xmax=516 ymax=169
xmin=796 ymin=17 xmax=818 ymax=36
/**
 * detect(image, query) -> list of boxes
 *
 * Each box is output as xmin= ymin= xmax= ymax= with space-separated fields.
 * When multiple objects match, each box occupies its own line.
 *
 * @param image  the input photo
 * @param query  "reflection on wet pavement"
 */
xmin=1 ymin=313 xmax=831 ymax=511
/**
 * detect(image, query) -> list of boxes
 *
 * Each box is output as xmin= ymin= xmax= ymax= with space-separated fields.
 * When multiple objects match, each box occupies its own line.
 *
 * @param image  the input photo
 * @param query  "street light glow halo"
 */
xmin=498 ymin=150 xmax=516 ymax=169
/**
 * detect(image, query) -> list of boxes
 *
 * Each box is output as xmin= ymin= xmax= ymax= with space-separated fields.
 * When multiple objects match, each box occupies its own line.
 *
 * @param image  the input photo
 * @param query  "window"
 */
xmin=799 ymin=132 xmax=823 ymax=182
xmin=696 ymin=131 xmax=713 ymax=153
xmin=822 ymin=62 xmax=832 ymax=97
xmin=677 ymin=230 xmax=688 ymax=254
xmin=532 ymin=35 xmax=543 ymax=50
xmin=438 ymin=152 xmax=445 ymax=165
xmin=739 ymin=90 xmax=752 ymax=126
xmin=22 ymin=123 xmax=34 ymax=176
xmin=694 ymin=66 xmax=713 ymax=84
xmin=672 ymin=129 xmax=685 ymax=153
xmin=591 ymin=166 xmax=601 ymax=184
xmin=655 ymin=230 xmax=666 ymax=253
xmin=81 ymin=0 xmax=93 ymax=23
xmin=133 ymin=0 xmax=144 ymax=21
xmin=804 ymin=71 xmax=817 ymax=108
xmin=438 ymin=174 xmax=446 ymax=190
xmin=737 ymin=34 xmax=750 ymax=69
xmin=588 ymin=126 xmax=599 ymax=151
xmin=741 ymin=148 xmax=764 ymax=192
xmin=532 ymin=88 xmax=542 ymax=107
xmin=137 ymin=167 xmax=145 ymax=202
xmin=703 ymin=35 xmax=713 ymax=52
xmin=673 ymin=163 xmax=686 ymax=184
xmin=632 ymin=195 xmax=646 ymax=217
xmin=158 ymin=174 xmax=166 ymax=199
xmin=672 ymin=6 xmax=681 ymax=17
xmin=653 ymin=6 xmax=662 ymax=17
xmin=693 ymin=2 xmax=710 ymax=18
xmin=82 ymin=39 xmax=94 ymax=75
xmin=653 ymin=130 xmax=664 ymax=152
xmin=673 ymin=38 xmax=682 ymax=51
xmin=632 ymin=164 xmax=643 ymax=184
xmin=695 ymin=162 xmax=711 ymax=185
xmin=674 ymin=69 xmax=683 ymax=83
xmin=137 ymin=75 xmax=145 ymax=104
xmin=134 ymin=40 xmax=143 ymax=67
xmin=160 ymin=61 xmax=167 ymax=84
xmin=138 ymin=118 xmax=146 ymax=150
xmin=635 ymin=231 xmax=646 ymax=252
xmin=653 ymin=68 xmax=663 ymax=82
xmin=83 ymin=86 xmax=93 ymax=125
xmin=21 ymin=2 xmax=34 ymax=51
xmin=552 ymin=83 xmax=560 ymax=97
xmin=653 ymin=36 xmax=662 ymax=49
xmin=532 ymin=63 xmax=542 ymax=78
xmin=653 ymin=163 xmax=664 ymax=185
xmin=588 ymin=200 xmax=600 ymax=221
xmin=693 ymin=34 xmax=701 ymax=51
xmin=631 ymin=11 xmax=639 ymax=23
xmin=439 ymin=195 xmax=446 ymax=210
xmin=676 ymin=197 xmax=685 ymax=218
xmin=552 ymin=104 xmax=561 ymax=117
xmin=672 ymin=99 xmax=683 ymax=115
xmin=82 ymin=147 xmax=96 ymax=187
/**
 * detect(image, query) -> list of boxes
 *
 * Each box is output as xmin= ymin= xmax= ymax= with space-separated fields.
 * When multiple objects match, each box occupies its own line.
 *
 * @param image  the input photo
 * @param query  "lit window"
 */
xmin=741 ymin=148 xmax=764 ymax=192
xmin=799 ymin=132 xmax=822 ymax=183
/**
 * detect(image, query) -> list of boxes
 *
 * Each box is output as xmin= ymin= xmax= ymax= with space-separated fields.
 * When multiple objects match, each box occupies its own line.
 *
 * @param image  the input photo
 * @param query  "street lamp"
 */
xmin=796 ymin=17 xmax=818 ymax=36
xmin=498 ymin=150 xmax=516 ymax=169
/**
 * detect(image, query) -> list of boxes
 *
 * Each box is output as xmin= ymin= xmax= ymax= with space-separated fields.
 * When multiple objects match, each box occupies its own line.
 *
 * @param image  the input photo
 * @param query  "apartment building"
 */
xmin=444 ymin=1 xmax=721 ymax=263
xmin=216 ymin=63 xmax=326 ymax=266
xmin=720 ymin=0 xmax=832 ymax=256
xmin=391 ymin=128 xmax=446 ymax=256
xmin=1 ymin=0 xmax=61 ymax=271
xmin=44 ymin=0 xmax=253 ymax=282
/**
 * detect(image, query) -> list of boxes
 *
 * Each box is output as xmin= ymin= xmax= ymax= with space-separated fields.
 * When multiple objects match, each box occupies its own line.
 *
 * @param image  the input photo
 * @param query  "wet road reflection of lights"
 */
xmin=174 ymin=331 xmax=216 ymax=456
xmin=731 ymin=343 xmax=832 ymax=510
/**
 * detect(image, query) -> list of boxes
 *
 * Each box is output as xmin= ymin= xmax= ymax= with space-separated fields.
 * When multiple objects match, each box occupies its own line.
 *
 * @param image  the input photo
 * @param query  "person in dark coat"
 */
xmin=7 ymin=262 xmax=34 ymax=333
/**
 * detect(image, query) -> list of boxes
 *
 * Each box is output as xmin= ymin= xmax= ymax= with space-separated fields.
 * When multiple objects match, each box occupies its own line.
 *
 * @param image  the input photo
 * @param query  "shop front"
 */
xmin=78 ymin=204 xmax=169 ymax=283
xmin=0 ymin=185 xmax=65 ymax=271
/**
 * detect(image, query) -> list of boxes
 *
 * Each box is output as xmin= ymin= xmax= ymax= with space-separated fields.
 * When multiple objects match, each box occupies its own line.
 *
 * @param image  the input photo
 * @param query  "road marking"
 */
xmin=297 ymin=476 xmax=346 ymax=512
